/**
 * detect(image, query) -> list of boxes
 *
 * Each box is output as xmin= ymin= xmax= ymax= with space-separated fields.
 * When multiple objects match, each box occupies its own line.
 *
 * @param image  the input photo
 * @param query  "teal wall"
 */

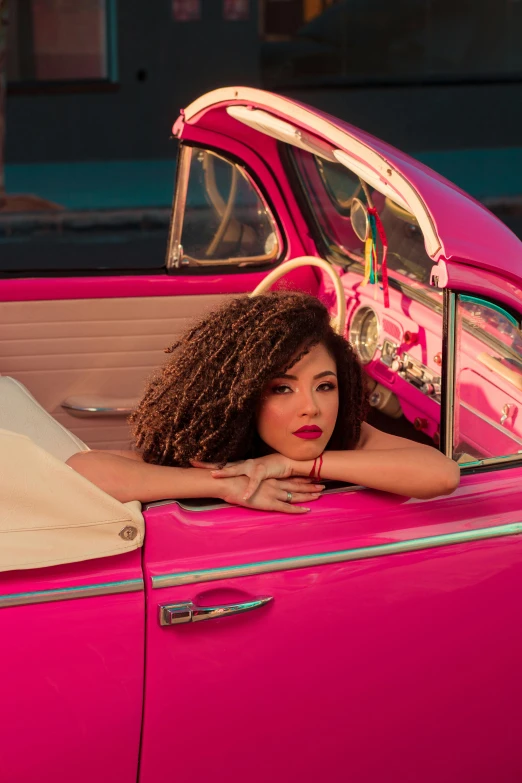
xmin=6 ymin=147 xmax=522 ymax=211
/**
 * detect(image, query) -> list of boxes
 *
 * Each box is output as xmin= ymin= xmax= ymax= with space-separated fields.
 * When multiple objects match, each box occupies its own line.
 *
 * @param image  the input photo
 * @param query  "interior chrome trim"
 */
xmin=349 ymin=305 xmax=380 ymax=364
xmin=0 ymin=578 xmax=144 ymax=609
xmin=61 ymin=400 xmax=136 ymax=417
xmin=151 ymin=522 xmax=522 ymax=589
xmin=460 ymin=401 xmax=522 ymax=447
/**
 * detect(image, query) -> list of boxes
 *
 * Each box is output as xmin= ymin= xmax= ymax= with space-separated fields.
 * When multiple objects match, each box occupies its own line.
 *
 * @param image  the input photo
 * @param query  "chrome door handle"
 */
xmin=159 ymin=596 xmax=273 ymax=626
xmin=62 ymin=396 xmax=138 ymax=417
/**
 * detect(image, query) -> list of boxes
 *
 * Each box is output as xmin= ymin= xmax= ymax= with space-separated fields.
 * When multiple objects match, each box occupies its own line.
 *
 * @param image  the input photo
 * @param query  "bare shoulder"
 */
xmin=103 ymin=449 xmax=144 ymax=461
xmin=356 ymin=422 xmax=426 ymax=451
xmin=67 ymin=449 xmax=143 ymax=463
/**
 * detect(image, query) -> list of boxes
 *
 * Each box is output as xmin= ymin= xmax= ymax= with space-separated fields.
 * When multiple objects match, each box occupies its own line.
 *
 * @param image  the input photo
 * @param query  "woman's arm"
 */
xmin=209 ymin=423 xmax=460 ymax=501
xmin=305 ymin=423 xmax=460 ymax=499
xmin=67 ymin=450 xmax=225 ymax=503
xmin=66 ymin=450 xmax=322 ymax=512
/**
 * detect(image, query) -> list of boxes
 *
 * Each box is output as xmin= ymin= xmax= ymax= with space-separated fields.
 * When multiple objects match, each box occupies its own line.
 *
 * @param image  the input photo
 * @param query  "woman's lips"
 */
xmin=293 ymin=426 xmax=323 ymax=440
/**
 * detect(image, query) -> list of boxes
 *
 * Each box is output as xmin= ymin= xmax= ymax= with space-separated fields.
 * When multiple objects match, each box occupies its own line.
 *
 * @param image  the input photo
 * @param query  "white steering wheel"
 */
xmin=250 ymin=256 xmax=346 ymax=335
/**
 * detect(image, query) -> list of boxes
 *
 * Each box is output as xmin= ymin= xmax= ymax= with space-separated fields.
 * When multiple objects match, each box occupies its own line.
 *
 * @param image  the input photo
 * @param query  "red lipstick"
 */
xmin=293 ymin=425 xmax=323 ymax=440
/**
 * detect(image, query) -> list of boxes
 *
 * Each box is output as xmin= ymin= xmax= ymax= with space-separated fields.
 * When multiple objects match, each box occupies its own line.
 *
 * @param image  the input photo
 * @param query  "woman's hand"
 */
xmin=218 ymin=474 xmax=323 ymax=514
xmin=192 ymin=455 xmax=300 ymax=501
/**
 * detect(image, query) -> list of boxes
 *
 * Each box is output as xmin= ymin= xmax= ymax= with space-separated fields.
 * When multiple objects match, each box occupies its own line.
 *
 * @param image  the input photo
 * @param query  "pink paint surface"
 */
xmin=0 ymin=550 xmax=144 ymax=783
xmin=0 ymin=267 xmax=318 ymax=303
xmin=139 ymin=467 xmax=522 ymax=782
xmin=443 ymin=259 xmax=522 ymax=314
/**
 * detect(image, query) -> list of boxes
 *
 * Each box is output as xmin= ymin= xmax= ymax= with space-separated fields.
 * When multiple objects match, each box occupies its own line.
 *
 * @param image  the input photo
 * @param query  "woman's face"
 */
xmin=256 ymin=342 xmax=339 ymax=460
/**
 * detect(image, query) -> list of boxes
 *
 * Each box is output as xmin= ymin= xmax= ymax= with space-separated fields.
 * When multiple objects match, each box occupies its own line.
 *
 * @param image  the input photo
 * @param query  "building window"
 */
xmin=260 ymin=0 xmax=522 ymax=88
xmin=7 ymin=0 xmax=117 ymax=84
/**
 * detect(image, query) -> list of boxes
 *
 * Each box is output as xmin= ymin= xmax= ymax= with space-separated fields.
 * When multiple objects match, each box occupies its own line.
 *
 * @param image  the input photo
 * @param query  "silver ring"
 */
xmin=286 ymin=491 xmax=292 ymax=503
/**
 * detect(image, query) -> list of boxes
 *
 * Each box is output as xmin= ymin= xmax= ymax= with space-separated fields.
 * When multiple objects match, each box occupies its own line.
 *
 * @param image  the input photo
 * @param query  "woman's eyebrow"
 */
xmin=314 ymin=370 xmax=337 ymax=379
xmin=275 ymin=370 xmax=337 ymax=380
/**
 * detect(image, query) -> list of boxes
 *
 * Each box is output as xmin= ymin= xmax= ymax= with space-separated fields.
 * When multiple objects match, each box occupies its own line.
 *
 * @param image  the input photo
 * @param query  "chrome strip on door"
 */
xmin=151 ymin=522 xmax=522 ymax=589
xmin=0 ymin=578 xmax=144 ymax=609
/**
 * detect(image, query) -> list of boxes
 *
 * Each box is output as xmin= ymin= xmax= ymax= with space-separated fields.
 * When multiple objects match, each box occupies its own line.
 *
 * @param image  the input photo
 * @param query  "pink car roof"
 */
xmin=182 ymin=88 xmax=522 ymax=286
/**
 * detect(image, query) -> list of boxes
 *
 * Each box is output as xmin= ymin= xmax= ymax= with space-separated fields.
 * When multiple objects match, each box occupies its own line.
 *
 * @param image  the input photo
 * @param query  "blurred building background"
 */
xmin=1 ymin=0 xmax=522 ymax=270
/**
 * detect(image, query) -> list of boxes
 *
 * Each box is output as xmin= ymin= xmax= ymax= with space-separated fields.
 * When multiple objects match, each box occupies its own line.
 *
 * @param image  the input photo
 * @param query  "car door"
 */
xmin=137 ymin=282 xmax=522 ymax=783
xmin=138 ymin=466 xmax=522 ymax=783
xmin=0 ymin=548 xmax=144 ymax=783
xmin=0 ymin=138 xmax=317 ymax=451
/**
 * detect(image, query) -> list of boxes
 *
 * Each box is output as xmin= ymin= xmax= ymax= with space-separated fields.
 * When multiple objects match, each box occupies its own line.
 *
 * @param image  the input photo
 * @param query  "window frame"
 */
xmin=166 ymin=142 xmax=285 ymax=273
xmin=441 ymin=288 xmax=522 ymax=473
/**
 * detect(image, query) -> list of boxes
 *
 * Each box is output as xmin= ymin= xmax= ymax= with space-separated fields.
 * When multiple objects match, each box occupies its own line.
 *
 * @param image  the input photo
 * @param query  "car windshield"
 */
xmin=287 ymin=147 xmax=437 ymax=296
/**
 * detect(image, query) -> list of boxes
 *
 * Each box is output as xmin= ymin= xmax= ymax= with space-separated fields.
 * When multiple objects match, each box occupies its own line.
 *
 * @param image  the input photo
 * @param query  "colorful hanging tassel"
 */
xmin=360 ymin=206 xmax=390 ymax=308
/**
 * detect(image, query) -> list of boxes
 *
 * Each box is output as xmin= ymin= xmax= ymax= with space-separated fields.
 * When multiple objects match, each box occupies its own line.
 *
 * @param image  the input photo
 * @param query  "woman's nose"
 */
xmin=298 ymin=391 xmax=320 ymax=417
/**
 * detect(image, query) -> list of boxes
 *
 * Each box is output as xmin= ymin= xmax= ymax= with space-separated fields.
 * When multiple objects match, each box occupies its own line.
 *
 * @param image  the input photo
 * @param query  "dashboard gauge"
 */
xmin=349 ymin=306 xmax=380 ymax=364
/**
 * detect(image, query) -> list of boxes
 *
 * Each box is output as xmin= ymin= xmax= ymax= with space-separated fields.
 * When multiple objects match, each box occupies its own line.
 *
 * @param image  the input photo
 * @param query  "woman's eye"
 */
xmin=317 ymin=382 xmax=336 ymax=392
xmin=272 ymin=384 xmax=292 ymax=395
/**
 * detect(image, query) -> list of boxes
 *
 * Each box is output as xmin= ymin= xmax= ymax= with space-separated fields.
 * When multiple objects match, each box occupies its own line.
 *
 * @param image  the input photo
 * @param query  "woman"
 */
xmin=67 ymin=292 xmax=459 ymax=510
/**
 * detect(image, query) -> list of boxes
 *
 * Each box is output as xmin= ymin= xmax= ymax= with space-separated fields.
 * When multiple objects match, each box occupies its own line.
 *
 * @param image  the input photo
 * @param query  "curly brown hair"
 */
xmin=130 ymin=291 xmax=367 ymax=466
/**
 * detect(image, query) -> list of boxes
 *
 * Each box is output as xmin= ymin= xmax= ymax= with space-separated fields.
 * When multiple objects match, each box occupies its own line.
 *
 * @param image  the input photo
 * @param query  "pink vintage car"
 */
xmin=1 ymin=87 xmax=522 ymax=783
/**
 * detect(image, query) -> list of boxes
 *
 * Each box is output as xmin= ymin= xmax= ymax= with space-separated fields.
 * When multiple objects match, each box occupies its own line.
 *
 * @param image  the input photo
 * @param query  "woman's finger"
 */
xmin=244 ymin=464 xmax=267 ymax=500
xmin=211 ymin=464 xmax=246 ymax=478
xmin=212 ymin=459 xmax=252 ymax=479
xmin=279 ymin=480 xmax=325 ymax=493
xmin=192 ymin=460 xmax=244 ymax=471
xmin=273 ymin=501 xmax=310 ymax=514
xmin=190 ymin=460 xmax=219 ymax=469
xmin=280 ymin=491 xmax=321 ymax=504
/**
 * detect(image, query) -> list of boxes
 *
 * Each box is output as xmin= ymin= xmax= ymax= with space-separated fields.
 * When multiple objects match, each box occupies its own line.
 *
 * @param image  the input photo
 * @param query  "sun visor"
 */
xmin=226 ymin=106 xmax=337 ymax=162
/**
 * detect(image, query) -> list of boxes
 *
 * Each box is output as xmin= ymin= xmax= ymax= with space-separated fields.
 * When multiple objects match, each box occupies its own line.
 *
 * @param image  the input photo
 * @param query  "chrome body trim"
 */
xmin=159 ymin=595 xmax=273 ymax=625
xmin=166 ymin=144 xmax=192 ymax=269
xmin=144 ymin=483 xmax=365 ymax=511
xmin=0 ymin=578 xmax=144 ymax=609
xmin=151 ymin=522 xmax=522 ymax=589
xmin=441 ymin=289 xmax=457 ymax=457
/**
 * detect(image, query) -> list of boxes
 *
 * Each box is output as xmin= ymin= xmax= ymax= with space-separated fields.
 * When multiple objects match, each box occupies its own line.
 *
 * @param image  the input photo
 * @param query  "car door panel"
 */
xmin=0 ymin=268 xmax=319 ymax=450
xmin=139 ymin=468 xmax=522 ymax=783
xmin=0 ymin=550 xmax=144 ymax=783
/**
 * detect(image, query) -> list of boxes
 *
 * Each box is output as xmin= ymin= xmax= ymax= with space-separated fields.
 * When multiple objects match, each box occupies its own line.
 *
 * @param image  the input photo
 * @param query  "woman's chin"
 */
xmin=282 ymin=439 xmax=326 ymax=461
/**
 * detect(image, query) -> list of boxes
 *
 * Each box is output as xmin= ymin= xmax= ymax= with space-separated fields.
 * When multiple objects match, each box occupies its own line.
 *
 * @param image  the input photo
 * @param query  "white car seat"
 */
xmin=0 ymin=376 xmax=88 ymax=461
xmin=0 ymin=376 xmax=144 ymax=572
